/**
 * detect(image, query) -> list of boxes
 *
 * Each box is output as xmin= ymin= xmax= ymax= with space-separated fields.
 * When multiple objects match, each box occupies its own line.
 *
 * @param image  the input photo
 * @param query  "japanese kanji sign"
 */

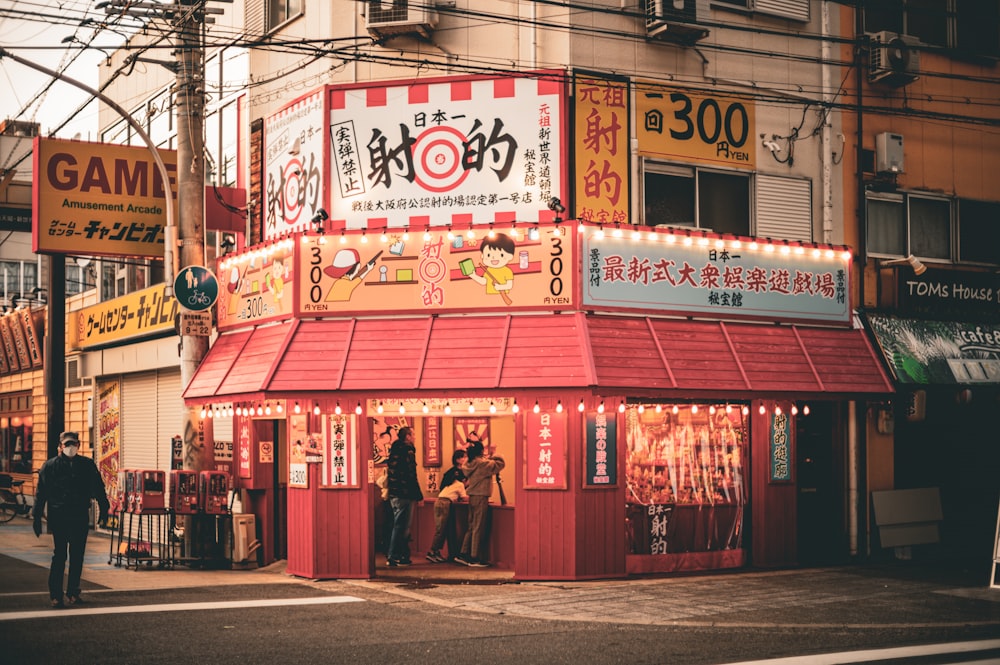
xmin=328 ymin=72 xmax=566 ymax=229
xmin=524 ymin=408 xmax=566 ymax=489
xmin=583 ymin=230 xmax=851 ymax=324
xmin=585 ymin=410 xmax=617 ymax=487
xmin=574 ymin=74 xmax=629 ymax=226
xmin=322 ymin=414 xmax=359 ymax=488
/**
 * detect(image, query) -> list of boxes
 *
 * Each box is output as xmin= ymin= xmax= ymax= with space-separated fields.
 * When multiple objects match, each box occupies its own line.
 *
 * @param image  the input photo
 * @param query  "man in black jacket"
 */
xmin=385 ymin=427 xmax=423 ymax=566
xmin=33 ymin=431 xmax=111 ymax=608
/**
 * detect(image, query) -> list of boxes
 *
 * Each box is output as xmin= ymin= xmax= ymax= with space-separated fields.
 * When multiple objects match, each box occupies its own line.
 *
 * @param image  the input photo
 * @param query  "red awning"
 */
xmin=184 ymin=314 xmax=892 ymax=401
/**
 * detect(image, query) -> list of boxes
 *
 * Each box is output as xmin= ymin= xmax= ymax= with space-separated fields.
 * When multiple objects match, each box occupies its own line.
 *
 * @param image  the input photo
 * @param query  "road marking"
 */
xmin=719 ymin=638 xmax=1000 ymax=664
xmin=0 ymin=595 xmax=364 ymax=622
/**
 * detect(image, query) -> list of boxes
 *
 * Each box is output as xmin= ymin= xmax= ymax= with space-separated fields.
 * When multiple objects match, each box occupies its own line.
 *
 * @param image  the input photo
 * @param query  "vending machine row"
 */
xmin=110 ymin=469 xmax=231 ymax=569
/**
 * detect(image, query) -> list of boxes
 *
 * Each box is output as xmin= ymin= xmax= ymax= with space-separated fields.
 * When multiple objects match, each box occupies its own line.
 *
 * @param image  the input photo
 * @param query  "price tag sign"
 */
xmin=180 ymin=311 xmax=212 ymax=337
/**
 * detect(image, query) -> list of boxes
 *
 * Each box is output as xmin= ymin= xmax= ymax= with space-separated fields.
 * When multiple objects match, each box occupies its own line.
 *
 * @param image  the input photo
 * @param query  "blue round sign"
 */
xmin=174 ymin=265 xmax=220 ymax=312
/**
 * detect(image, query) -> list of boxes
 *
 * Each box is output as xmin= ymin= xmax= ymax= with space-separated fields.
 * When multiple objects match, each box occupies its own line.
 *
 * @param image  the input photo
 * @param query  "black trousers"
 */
xmin=48 ymin=516 xmax=90 ymax=599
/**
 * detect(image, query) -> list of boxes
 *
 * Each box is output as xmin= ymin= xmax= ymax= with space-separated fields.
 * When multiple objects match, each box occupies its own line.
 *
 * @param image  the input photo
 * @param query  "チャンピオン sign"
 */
xmin=32 ymin=137 xmax=177 ymax=258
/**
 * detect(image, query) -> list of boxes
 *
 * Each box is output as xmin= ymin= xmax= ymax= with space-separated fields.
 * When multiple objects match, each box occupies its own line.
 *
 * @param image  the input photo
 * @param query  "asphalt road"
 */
xmin=3 ymin=523 xmax=1000 ymax=664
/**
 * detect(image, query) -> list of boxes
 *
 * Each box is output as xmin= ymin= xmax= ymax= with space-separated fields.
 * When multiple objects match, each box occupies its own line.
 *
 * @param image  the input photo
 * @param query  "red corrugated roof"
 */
xmin=185 ymin=314 xmax=892 ymax=400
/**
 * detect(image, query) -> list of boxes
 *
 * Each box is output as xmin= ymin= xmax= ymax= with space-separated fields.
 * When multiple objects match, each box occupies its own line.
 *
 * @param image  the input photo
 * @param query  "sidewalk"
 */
xmin=3 ymin=520 xmax=1000 ymax=629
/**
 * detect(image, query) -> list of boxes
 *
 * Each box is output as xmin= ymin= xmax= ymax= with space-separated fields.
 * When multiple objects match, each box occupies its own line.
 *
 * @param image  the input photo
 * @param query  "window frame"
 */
xmin=267 ymin=0 xmax=304 ymax=32
xmin=865 ymin=190 xmax=999 ymax=266
xmin=641 ymin=159 xmax=752 ymax=237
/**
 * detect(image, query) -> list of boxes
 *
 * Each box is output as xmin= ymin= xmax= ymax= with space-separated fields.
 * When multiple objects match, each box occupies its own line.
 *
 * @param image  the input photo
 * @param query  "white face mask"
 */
xmin=62 ymin=446 xmax=78 ymax=458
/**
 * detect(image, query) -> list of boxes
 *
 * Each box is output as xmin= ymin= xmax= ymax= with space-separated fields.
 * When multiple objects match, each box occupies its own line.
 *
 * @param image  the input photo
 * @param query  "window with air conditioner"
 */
xmin=642 ymin=161 xmax=750 ymax=236
xmin=864 ymin=0 xmax=1000 ymax=55
xmin=268 ymin=0 xmax=303 ymax=31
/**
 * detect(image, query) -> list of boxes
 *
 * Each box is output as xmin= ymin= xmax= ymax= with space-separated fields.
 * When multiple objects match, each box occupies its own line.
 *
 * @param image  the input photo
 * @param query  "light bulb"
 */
xmin=803 ymin=405 xmax=810 ymax=415
xmin=512 ymin=400 xmax=519 ymax=414
xmin=759 ymin=404 xmax=766 ymax=415
xmin=422 ymin=402 xmax=429 ymax=414
xmin=578 ymin=399 xmax=585 ymax=412
xmin=618 ymin=401 xmax=625 ymax=413
xmin=598 ymin=401 xmax=605 ymax=414
xmin=377 ymin=401 xmax=384 ymax=414
xmin=468 ymin=402 xmax=475 ymax=413
xmin=399 ymin=404 xmax=406 ymax=414
xmin=444 ymin=402 xmax=452 ymax=415
xmin=335 ymin=402 xmax=342 ymax=415
xmin=556 ymin=400 xmax=563 ymax=413
xmin=355 ymin=402 xmax=363 ymax=415
xmin=200 ymin=407 xmax=207 ymax=419
xmin=533 ymin=400 xmax=540 ymax=414
xmin=489 ymin=401 xmax=497 ymax=414
xmin=313 ymin=402 xmax=320 ymax=415
xmin=294 ymin=401 xmax=301 ymax=414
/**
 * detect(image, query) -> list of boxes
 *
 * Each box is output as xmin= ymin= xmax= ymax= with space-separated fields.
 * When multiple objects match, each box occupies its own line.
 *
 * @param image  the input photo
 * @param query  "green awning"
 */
xmin=864 ymin=313 xmax=1000 ymax=385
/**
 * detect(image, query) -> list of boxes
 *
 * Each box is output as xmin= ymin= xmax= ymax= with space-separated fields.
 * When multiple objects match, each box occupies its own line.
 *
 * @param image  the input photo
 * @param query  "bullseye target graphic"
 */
xmin=282 ymin=159 xmax=304 ymax=224
xmin=412 ymin=126 xmax=471 ymax=193
xmin=418 ymin=257 xmax=447 ymax=284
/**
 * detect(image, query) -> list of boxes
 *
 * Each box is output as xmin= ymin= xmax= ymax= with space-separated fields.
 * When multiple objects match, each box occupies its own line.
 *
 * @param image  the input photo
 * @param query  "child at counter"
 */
xmin=426 ymin=449 xmax=468 ymax=563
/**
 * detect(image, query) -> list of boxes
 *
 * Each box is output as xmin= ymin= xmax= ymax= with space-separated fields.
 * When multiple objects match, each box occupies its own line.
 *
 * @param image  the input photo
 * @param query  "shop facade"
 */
xmin=183 ymin=217 xmax=892 ymax=580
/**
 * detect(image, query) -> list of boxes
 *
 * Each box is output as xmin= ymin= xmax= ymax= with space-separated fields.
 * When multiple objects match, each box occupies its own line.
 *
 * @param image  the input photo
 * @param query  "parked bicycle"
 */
xmin=0 ymin=473 xmax=31 ymax=523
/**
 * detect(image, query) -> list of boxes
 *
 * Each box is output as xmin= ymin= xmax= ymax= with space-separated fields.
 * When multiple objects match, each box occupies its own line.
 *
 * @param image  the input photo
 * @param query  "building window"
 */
xmin=0 ymin=393 xmax=33 ymax=474
xmin=0 ymin=260 xmax=39 ymax=305
xmin=865 ymin=192 xmax=997 ymax=265
xmin=958 ymin=199 xmax=1000 ymax=264
xmin=268 ymin=0 xmax=303 ymax=30
xmin=864 ymin=0 xmax=1000 ymax=55
xmin=642 ymin=161 xmax=750 ymax=236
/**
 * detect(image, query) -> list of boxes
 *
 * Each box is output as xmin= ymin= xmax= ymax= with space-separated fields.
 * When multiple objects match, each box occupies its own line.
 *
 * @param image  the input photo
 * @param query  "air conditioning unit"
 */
xmin=645 ymin=0 xmax=709 ymax=45
xmin=365 ymin=0 xmax=438 ymax=40
xmin=869 ymin=31 xmax=921 ymax=87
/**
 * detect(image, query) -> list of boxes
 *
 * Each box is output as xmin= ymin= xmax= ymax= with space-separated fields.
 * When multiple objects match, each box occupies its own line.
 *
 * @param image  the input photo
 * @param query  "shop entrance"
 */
xmin=370 ymin=413 xmax=515 ymax=576
xmin=795 ymin=402 xmax=845 ymax=565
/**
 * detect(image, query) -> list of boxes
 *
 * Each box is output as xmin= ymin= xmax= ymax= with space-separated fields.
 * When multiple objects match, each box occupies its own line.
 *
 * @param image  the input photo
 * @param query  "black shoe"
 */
xmin=66 ymin=594 xmax=83 ymax=606
xmin=387 ymin=558 xmax=399 ymax=567
xmin=454 ymin=554 xmax=472 ymax=566
xmin=397 ymin=558 xmax=412 ymax=566
xmin=50 ymin=598 xmax=64 ymax=608
xmin=468 ymin=559 xmax=490 ymax=568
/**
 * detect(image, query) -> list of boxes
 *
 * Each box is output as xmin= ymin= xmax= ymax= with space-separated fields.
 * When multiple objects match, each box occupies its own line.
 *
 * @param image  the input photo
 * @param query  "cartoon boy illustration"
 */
xmin=264 ymin=256 xmax=287 ymax=301
xmin=467 ymin=233 xmax=515 ymax=305
xmin=324 ymin=248 xmax=381 ymax=302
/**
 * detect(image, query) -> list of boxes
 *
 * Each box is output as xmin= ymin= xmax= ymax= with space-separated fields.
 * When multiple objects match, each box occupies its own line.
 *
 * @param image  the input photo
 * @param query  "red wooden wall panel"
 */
xmin=750 ymin=400 xmax=798 ymax=568
xmin=183 ymin=330 xmax=251 ymax=398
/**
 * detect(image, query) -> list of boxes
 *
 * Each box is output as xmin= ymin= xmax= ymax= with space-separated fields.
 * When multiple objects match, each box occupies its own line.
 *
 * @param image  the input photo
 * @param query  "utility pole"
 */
xmin=175 ymin=0 xmax=211 ymax=560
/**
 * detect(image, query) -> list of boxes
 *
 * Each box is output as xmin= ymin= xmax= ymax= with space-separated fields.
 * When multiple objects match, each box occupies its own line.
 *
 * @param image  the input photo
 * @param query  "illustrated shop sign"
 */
xmin=328 ymin=72 xmax=565 ymax=230
xmin=583 ymin=232 xmax=850 ymax=324
xmin=264 ymin=90 xmax=325 ymax=241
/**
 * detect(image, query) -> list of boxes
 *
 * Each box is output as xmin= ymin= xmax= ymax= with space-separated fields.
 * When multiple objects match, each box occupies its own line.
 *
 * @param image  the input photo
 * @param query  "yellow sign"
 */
xmin=574 ymin=76 xmax=630 ymax=225
xmin=216 ymin=239 xmax=295 ymax=330
xmin=32 ymin=137 xmax=177 ymax=258
xmin=636 ymin=82 xmax=756 ymax=169
xmin=294 ymin=225 xmax=575 ymax=318
xmin=70 ymin=284 xmax=179 ymax=350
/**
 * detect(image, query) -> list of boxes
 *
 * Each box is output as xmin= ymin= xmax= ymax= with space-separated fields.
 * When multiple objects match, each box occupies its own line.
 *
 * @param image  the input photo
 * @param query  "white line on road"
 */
xmin=719 ymin=638 xmax=1000 ymax=665
xmin=0 ymin=595 xmax=364 ymax=622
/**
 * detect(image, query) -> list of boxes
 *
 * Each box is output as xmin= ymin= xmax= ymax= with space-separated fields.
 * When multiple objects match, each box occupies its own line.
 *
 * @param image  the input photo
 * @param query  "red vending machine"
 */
xmin=134 ymin=470 xmax=166 ymax=513
xmin=170 ymin=470 xmax=199 ymax=514
xmin=199 ymin=471 xmax=230 ymax=515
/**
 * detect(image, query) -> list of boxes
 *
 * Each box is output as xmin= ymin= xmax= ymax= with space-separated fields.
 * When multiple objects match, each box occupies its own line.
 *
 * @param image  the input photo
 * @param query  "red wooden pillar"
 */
xmin=286 ymin=461 xmax=374 ymax=579
xmin=514 ymin=396 xmax=627 ymax=581
xmin=751 ymin=399 xmax=797 ymax=567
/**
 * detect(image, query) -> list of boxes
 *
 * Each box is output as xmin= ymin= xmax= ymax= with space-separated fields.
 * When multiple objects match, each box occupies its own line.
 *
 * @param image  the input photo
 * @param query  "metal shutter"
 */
xmin=755 ymin=173 xmax=813 ymax=242
xmin=245 ymin=0 xmax=264 ymax=36
xmin=121 ymin=372 xmax=158 ymax=471
xmin=751 ymin=0 xmax=810 ymax=22
xmin=156 ymin=369 xmax=182 ymax=471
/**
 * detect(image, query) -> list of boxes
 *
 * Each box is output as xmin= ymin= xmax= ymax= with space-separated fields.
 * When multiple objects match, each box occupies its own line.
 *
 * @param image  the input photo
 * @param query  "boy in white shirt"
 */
xmin=426 ymin=449 xmax=468 ymax=563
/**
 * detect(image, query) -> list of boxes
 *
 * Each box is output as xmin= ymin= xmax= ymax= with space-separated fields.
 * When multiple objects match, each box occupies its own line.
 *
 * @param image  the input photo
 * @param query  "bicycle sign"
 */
xmin=174 ymin=265 xmax=220 ymax=312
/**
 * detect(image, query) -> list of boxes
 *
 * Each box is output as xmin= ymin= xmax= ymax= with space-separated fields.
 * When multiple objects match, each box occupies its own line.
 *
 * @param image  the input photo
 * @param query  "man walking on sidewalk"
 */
xmin=33 ymin=431 xmax=110 ymax=608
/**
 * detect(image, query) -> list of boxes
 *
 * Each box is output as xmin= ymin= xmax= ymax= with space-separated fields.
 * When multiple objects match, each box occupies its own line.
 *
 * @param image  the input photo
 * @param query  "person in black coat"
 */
xmin=385 ymin=427 xmax=423 ymax=566
xmin=33 ymin=431 xmax=110 ymax=608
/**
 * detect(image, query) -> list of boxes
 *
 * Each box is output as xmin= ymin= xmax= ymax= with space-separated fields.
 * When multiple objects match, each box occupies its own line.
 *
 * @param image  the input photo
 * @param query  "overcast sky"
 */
xmin=0 ymin=0 xmax=120 ymax=143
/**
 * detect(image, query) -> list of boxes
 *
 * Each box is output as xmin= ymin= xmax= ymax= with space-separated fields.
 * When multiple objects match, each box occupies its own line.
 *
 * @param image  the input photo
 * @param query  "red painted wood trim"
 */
xmin=718 ymin=321 xmax=752 ymax=390
xmin=494 ymin=315 xmax=512 ymax=387
xmin=261 ymin=320 xmax=299 ymax=389
xmin=791 ymin=325 xmax=825 ymax=391
xmin=413 ymin=317 xmax=434 ymax=389
xmin=645 ymin=316 xmax=678 ymax=388
xmin=218 ymin=332 xmax=254 ymax=394
xmin=337 ymin=318 xmax=358 ymax=391
xmin=577 ymin=312 xmax=598 ymax=385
